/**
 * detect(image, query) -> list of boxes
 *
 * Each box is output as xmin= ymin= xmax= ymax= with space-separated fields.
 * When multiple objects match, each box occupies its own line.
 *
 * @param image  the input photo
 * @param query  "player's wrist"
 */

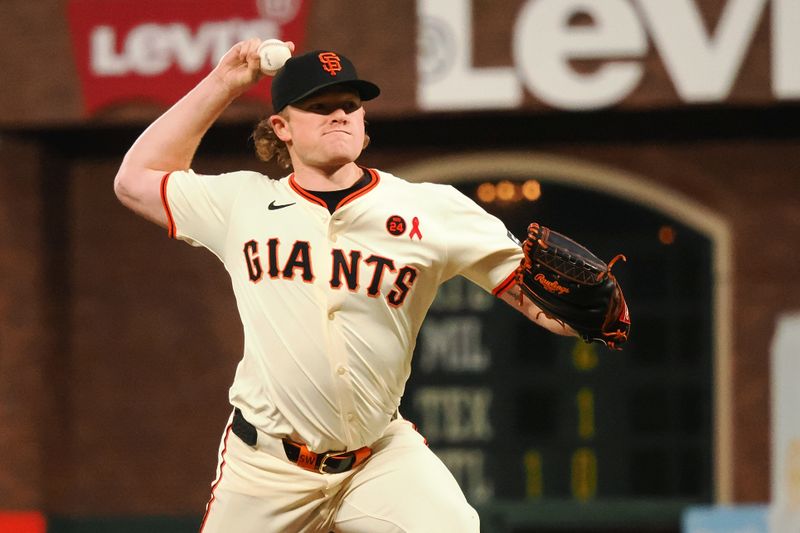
xmin=194 ymin=71 xmax=250 ymax=110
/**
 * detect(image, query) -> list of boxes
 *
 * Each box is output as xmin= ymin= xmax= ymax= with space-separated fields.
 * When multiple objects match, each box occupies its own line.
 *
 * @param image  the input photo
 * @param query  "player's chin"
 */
xmin=322 ymin=147 xmax=363 ymax=166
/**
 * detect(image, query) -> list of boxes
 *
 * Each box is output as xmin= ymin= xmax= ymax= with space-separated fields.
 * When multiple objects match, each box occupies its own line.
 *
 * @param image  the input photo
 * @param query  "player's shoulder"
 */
xmin=212 ymin=169 xmax=282 ymax=186
xmin=374 ymin=169 xmax=479 ymax=212
xmin=372 ymin=168 xmax=462 ymax=197
xmin=170 ymin=168 xmax=285 ymax=190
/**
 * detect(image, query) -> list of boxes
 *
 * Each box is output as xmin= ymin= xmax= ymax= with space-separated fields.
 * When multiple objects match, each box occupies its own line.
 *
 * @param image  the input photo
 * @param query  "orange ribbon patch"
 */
xmin=409 ymin=217 xmax=423 ymax=240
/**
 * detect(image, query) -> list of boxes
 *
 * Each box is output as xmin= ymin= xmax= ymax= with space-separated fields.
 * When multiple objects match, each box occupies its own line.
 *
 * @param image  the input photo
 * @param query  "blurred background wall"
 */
xmin=0 ymin=1 xmax=798 ymax=532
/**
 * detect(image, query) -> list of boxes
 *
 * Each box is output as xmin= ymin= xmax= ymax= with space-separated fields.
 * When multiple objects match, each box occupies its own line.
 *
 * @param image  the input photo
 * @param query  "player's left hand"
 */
xmin=515 ymin=222 xmax=631 ymax=350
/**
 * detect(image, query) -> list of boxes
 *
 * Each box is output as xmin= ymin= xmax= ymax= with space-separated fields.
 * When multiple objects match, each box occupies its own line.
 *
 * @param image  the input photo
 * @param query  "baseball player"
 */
xmin=114 ymin=39 xmax=577 ymax=532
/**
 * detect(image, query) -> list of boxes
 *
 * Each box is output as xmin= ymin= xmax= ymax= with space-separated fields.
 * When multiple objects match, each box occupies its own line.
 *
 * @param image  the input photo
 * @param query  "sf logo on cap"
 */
xmin=318 ymin=52 xmax=342 ymax=76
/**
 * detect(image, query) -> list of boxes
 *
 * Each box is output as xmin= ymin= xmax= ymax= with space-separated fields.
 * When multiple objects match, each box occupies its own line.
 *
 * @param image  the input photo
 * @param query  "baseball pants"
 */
xmin=199 ymin=412 xmax=480 ymax=533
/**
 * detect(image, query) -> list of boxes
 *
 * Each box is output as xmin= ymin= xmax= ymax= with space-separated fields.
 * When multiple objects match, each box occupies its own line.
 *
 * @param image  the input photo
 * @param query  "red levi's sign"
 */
xmin=66 ymin=0 xmax=310 ymax=115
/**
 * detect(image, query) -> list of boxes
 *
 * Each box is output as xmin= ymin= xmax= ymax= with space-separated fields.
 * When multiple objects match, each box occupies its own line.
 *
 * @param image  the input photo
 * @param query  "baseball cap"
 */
xmin=271 ymin=50 xmax=381 ymax=113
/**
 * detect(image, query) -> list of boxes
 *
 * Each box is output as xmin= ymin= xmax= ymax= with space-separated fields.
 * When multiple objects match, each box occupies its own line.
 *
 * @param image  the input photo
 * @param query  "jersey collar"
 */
xmin=289 ymin=168 xmax=380 ymax=211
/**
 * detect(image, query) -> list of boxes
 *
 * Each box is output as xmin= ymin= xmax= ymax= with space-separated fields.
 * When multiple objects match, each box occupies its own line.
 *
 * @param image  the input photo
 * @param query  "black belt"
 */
xmin=231 ymin=408 xmax=372 ymax=474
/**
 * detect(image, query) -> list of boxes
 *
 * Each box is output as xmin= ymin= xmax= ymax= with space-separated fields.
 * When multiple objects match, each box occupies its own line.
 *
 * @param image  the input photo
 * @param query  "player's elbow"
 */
xmin=114 ymin=165 xmax=157 ymax=210
xmin=113 ymin=168 xmax=136 ymax=208
xmin=113 ymin=169 xmax=127 ymax=201
xmin=112 ymin=167 xmax=171 ymax=227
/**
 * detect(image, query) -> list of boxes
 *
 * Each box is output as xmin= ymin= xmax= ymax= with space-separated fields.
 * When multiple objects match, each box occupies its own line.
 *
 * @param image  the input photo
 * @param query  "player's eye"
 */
xmin=302 ymin=98 xmax=361 ymax=115
xmin=343 ymin=101 xmax=361 ymax=113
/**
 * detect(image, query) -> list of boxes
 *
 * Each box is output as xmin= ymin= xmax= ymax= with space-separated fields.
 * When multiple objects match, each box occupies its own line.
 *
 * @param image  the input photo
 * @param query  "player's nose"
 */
xmin=328 ymin=107 xmax=349 ymax=122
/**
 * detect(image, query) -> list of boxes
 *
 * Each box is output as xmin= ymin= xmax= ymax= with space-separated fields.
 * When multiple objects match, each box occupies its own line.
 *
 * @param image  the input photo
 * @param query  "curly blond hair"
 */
xmin=251 ymin=115 xmax=371 ymax=174
xmin=252 ymin=115 xmax=293 ymax=170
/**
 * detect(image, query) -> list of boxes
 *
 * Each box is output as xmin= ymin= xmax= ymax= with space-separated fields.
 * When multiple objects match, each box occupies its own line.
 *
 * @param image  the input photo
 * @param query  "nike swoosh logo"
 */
xmin=268 ymin=200 xmax=296 ymax=210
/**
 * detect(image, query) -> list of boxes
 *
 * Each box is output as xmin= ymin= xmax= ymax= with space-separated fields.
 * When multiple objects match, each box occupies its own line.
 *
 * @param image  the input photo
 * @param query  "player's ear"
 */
xmin=269 ymin=114 xmax=291 ymax=142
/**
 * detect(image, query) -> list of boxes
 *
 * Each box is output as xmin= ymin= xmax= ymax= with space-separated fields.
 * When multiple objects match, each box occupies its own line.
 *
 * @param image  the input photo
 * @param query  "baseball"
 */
xmin=258 ymin=39 xmax=292 ymax=75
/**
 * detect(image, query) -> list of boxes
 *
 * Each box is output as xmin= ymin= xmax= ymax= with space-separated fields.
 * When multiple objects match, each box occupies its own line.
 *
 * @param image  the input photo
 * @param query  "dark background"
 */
xmin=1 ymin=1 xmax=799 ymax=532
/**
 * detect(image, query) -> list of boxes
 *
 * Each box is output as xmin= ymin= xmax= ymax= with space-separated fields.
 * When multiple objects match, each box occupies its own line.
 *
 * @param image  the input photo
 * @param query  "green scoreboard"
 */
xmin=400 ymin=177 xmax=714 ymax=517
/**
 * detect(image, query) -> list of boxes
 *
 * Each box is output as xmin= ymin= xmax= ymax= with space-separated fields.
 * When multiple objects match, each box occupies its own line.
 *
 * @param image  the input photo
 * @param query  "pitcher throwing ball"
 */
xmin=114 ymin=38 xmax=629 ymax=533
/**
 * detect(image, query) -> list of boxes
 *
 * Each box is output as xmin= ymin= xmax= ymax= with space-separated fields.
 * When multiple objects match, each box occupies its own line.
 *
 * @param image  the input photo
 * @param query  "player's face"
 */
xmin=278 ymin=88 xmax=366 ymax=170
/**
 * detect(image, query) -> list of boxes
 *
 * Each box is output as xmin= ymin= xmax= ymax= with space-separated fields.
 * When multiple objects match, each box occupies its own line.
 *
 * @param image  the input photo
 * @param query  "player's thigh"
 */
xmin=201 ymin=421 xmax=336 ymax=533
xmin=333 ymin=420 xmax=479 ymax=533
xmin=201 ymin=488 xmax=284 ymax=533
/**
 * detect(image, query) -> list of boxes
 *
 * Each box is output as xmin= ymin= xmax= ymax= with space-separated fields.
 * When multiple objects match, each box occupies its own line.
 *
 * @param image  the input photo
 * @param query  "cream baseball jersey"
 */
xmin=162 ymin=168 xmax=523 ymax=452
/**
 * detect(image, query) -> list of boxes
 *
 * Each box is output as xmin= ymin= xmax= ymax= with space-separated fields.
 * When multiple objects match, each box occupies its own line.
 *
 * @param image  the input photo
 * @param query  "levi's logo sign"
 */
xmin=66 ymin=0 xmax=310 ymax=115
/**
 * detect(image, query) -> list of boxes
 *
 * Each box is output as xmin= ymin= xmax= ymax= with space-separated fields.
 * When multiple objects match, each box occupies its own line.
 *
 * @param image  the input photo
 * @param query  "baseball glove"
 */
xmin=515 ymin=223 xmax=630 ymax=350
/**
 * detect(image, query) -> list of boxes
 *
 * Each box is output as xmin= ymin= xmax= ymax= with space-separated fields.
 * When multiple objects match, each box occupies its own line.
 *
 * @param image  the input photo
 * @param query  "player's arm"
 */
xmin=440 ymin=183 xmax=580 ymax=337
xmin=113 ymin=38 xmax=287 ymax=226
xmin=498 ymin=284 xmax=579 ymax=337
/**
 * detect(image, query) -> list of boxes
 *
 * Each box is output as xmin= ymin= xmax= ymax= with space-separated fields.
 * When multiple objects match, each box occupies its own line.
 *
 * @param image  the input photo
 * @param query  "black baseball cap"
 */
xmin=271 ymin=50 xmax=381 ymax=113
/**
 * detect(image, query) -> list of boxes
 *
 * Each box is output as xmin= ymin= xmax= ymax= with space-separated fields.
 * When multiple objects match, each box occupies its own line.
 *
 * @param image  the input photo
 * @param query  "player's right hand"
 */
xmin=211 ymin=39 xmax=295 ymax=98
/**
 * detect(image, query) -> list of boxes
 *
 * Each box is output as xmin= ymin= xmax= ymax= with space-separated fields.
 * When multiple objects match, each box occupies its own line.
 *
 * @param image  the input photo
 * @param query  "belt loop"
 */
xmin=232 ymin=408 xmax=258 ymax=446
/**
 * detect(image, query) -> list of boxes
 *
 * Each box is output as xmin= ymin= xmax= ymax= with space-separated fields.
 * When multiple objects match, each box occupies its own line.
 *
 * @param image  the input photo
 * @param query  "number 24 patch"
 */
xmin=386 ymin=215 xmax=423 ymax=240
xmin=386 ymin=215 xmax=406 ymax=236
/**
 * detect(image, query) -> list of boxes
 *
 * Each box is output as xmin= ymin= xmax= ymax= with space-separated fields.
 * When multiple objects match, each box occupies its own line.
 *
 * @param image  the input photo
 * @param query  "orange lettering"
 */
xmin=534 ymin=273 xmax=570 ymax=295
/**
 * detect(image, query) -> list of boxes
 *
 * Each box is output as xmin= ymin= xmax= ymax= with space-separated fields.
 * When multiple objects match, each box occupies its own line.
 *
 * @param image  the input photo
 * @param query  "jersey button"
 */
xmin=328 ymin=311 xmax=335 ymax=320
xmin=346 ymin=412 xmax=355 ymax=421
xmin=336 ymin=366 xmax=347 ymax=376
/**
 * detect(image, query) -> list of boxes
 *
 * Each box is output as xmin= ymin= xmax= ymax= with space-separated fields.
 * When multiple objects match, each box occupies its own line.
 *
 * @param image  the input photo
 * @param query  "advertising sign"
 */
xmin=67 ymin=0 xmax=310 ymax=115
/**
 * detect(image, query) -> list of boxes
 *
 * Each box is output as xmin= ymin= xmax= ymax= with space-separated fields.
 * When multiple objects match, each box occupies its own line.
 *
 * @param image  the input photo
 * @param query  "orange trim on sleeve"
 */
xmin=160 ymin=172 xmax=176 ymax=238
xmin=492 ymin=269 xmax=518 ymax=297
xmin=336 ymin=168 xmax=380 ymax=209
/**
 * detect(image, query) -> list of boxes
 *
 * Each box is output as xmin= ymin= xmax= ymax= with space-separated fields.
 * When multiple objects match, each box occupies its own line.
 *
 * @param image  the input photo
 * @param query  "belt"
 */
xmin=231 ymin=408 xmax=372 ymax=474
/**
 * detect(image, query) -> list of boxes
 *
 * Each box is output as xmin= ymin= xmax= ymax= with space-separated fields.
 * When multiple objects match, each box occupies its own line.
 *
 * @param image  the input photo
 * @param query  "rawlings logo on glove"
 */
xmin=534 ymin=273 xmax=570 ymax=295
xmin=515 ymin=223 xmax=631 ymax=350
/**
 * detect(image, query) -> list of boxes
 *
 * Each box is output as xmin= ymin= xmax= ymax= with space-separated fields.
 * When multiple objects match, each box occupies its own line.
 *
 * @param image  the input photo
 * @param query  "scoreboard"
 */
xmin=398 ymin=177 xmax=714 ymax=521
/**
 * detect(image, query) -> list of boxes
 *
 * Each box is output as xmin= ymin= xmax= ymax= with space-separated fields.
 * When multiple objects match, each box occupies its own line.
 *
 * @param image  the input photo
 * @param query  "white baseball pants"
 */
xmin=199 ymin=412 xmax=480 ymax=533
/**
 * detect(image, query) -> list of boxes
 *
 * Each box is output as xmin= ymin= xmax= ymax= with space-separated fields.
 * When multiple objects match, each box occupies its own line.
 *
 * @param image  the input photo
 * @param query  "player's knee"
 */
xmin=454 ymin=501 xmax=480 ymax=530
xmin=428 ymin=496 xmax=479 ymax=531
xmin=336 ymin=497 xmax=478 ymax=533
xmin=454 ymin=503 xmax=481 ymax=533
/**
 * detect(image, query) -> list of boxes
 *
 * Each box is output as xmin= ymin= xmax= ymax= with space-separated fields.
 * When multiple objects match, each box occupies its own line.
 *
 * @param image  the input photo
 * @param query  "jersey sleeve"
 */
xmin=438 ymin=185 xmax=524 ymax=295
xmin=161 ymin=169 xmax=252 ymax=258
